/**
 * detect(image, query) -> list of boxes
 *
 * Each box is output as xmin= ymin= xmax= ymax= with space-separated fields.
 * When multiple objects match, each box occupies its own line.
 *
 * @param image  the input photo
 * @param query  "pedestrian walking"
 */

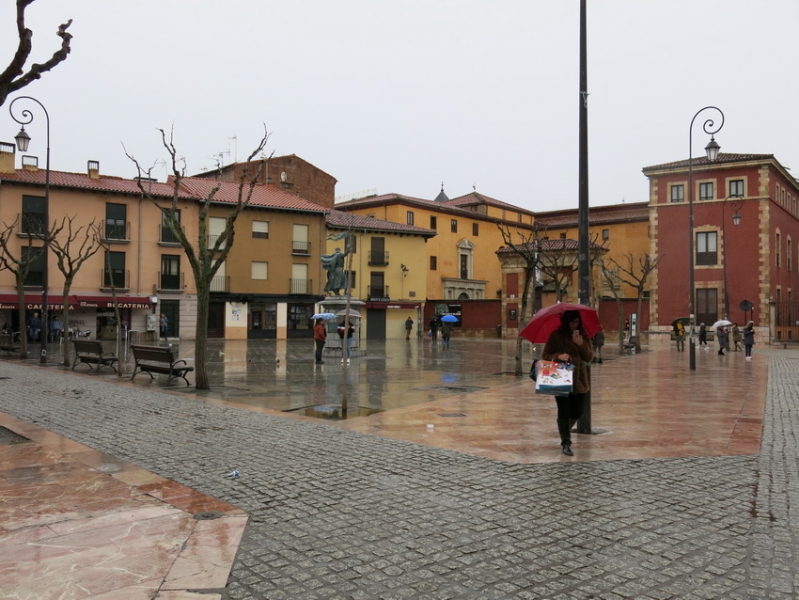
xmin=743 ymin=321 xmax=755 ymax=359
xmin=717 ymin=326 xmax=729 ymax=356
xmin=429 ymin=317 xmax=439 ymax=343
xmin=313 ymin=319 xmax=327 ymax=364
xmin=542 ymin=310 xmax=593 ymax=457
xmin=698 ymin=323 xmax=708 ymax=347
xmin=591 ymin=329 xmax=604 ymax=363
xmin=405 ymin=316 xmax=413 ymax=340
xmin=28 ymin=312 xmax=41 ymax=342
xmin=674 ymin=321 xmax=685 ymax=352
xmin=337 ymin=322 xmax=355 ymax=363
xmin=160 ymin=313 xmax=169 ymax=340
xmin=732 ymin=324 xmax=742 ymax=352
xmin=49 ymin=316 xmax=62 ymax=342
xmin=441 ymin=321 xmax=453 ymax=350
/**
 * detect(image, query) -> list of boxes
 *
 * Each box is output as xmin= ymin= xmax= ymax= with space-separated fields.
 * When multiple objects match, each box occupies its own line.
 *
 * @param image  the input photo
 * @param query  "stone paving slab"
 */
xmin=0 ymin=345 xmax=796 ymax=598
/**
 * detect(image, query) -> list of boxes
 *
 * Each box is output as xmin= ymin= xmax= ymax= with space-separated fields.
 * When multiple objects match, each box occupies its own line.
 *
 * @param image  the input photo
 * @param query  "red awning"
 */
xmin=76 ymin=295 xmax=153 ymax=309
xmin=0 ymin=294 xmax=80 ymax=310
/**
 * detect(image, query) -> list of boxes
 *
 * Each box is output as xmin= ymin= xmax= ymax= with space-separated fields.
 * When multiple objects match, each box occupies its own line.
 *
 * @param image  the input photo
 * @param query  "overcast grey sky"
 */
xmin=2 ymin=1 xmax=798 ymax=212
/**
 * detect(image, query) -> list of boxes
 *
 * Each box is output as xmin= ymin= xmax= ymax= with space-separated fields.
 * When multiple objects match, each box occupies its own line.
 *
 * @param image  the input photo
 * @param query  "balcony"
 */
xmin=368 ymin=250 xmax=389 ymax=266
xmin=367 ymin=285 xmax=389 ymax=300
xmin=103 ymin=221 xmax=130 ymax=242
xmin=210 ymin=275 xmax=229 ymax=292
xmin=292 ymin=241 xmax=311 ymax=255
xmin=159 ymin=224 xmax=183 ymax=245
xmin=207 ymin=234 xmax=226 ymax=250
xmin=158 ymin=271 xmax=185 ymax=291
xmin=290 ymin=278 xmax=313 ymax=294
xmin=100 ymin=269 xmax=130 ymax=291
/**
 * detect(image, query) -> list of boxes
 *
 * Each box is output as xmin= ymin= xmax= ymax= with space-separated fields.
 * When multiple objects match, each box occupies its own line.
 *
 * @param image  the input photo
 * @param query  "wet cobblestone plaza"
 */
xmin=0 ymin=337 xmax=797 ymax=599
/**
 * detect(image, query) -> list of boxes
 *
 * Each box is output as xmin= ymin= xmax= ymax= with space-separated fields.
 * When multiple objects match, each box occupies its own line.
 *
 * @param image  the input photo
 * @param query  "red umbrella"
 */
xmin=519 ymin=303 xmax=601 ymax=344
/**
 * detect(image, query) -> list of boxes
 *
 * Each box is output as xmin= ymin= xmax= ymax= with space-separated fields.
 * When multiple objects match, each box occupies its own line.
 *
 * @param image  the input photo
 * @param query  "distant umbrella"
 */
xmin=711 ymin=319 xmax=733 ymax=329
xmin=519 ymin=303 xmax=601 ymax=344
xmin=311 ymin=313 xmax=338 ymax=320
xmin=440 ymin=314 xmax=459 ymax=323
xmin=670 ymin=316 xmax=690 ymax=328
xmin=336 ymin=309 xmax=362 ymax=318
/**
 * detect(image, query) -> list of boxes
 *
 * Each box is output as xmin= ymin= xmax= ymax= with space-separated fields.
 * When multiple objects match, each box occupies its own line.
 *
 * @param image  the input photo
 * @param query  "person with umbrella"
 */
xmin=440 ymin=315 xmax=457 ymax=350
xmin=743 ymin=320 xmax=755 ymax=359
xmin=313 ymin=318 xmax=327 ymax=364
xmin=698 ymin=323 xmax=708 ymax=348
xmin=673 ymin=320 xmax=685 ymax=352
xmin=541 ymin=309 xmax=594 ymax=457
xmin=717 ymin=326 xmax=730 ymax=356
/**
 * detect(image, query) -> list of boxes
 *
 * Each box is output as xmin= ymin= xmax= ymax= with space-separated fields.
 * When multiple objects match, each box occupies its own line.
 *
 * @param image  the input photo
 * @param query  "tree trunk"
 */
xmin=194 ymin=281 xmax=211 ymax=389
xmin=16 ymin=280 xmax=28 ymax=359
xmin=61 ymin=281 xmax=73 ymax=367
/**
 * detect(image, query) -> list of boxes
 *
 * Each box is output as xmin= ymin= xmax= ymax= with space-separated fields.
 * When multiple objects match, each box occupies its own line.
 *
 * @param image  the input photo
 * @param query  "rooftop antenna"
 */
xmin=229 ymin=136 xmax=238 ymax=163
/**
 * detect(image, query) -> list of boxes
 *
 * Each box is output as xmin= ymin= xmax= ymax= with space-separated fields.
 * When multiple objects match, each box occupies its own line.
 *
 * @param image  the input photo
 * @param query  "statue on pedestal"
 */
xmin=321 ymin=246 xmax=349 ymax=296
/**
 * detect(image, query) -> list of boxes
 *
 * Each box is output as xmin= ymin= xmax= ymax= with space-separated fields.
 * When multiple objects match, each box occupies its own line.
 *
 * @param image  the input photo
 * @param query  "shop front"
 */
xmin=363 ymin=301 xmax=421 ymax=339
xmin=75 ymin=295 xmax=154 ymax=341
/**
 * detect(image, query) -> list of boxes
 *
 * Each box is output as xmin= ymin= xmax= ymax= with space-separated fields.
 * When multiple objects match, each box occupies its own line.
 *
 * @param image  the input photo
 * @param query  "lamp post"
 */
xmin=722 ymin=196 xmax=743 ymax=319
xmin=9 ymin=96 xmax=50 ymax=364
xmin=688 ymin=106 xmax=724 ymax=371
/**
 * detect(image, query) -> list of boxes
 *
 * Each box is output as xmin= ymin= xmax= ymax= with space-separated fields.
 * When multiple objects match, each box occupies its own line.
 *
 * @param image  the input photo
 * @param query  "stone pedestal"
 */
xmin=320 ymin=297 xmax=365 ymax=355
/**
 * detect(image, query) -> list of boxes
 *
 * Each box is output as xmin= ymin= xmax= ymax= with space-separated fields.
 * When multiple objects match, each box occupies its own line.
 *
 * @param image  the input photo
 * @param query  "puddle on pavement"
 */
xmin=0 ymin=426 xmax=32 ymax=445
xmin=284 ymin=404 xmax=381 ymax=420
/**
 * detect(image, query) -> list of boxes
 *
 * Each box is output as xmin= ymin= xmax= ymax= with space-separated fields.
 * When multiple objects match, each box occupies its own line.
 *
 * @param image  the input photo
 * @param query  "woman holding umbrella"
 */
xmin=542 ymin=310 xmax=594 ymax=456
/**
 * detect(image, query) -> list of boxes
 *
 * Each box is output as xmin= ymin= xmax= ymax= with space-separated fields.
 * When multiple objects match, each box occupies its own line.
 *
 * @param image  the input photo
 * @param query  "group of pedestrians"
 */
xmin=24 ymin=313 xmax=64 ymax=342
xmin=695 ymin=320 xmax=756 ymax=359
xmin=313 ymin=318 xmax=355 ymax=365
xmin=428 ymin=316 xmax=454 ymax=349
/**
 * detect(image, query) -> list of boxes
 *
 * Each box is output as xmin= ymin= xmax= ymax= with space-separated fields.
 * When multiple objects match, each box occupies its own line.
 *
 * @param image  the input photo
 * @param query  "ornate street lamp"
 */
xmin=9 ymin=96 xmax=51 ymax=364
xmin=688 ymin=106 xmax=724 ymax=370
xmin=722 ymin=195 xmax=743 ymax=319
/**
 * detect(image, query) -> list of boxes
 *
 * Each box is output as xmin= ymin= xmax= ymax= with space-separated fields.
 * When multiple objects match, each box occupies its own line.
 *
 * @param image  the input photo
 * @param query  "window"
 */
xmin=160 ymin=254 xmax=180 ymax=290
xmin=347 ymin=234 xmax=357 ymax=254
xmin=602 ymin=229 xmax=610 ymax=241
xmin=22 ymin=195 xmax=46 ymax=235
xmin=105 ymin=203 xmax=127 ymax=240
xmin=430 ymin=216 xmax=437 ymax=230
xmin=699 ymin=182 xmax=714 ymax=200
xmin=696 ymin=232 xmax=718 ymax=266
xmin=788 ymin=238 xmax=793 ymax=272
xmin=292 ymin=224 xmax=310 ymax=254
xmin=406 ymin=211 xmax=414 ymax=225
xmin=369 ymin=237 xmax=387 ymax=265
xmin=211 ymin=261 xmax=227 ymax=292
xmin=161 ymin=209 xmax=181 ymax=244
xmin=252 ymin=220 xmax=269 ymax=239
xmin=670 ymin=184 xmax=685 ymax=203
xmin=560 ymin=232 xmax=567 ymax=239
xmin=369 ymin=272 xmax=385 ymax=298
xmin=291 ymin=263 xmax=309 ymax=294
xmin=208 ymin=217 xmax=226 ymax=249
xmin=103 ymin=251 xmax=127 ymax=288
xmin=729 ymin=179 xmax=744 ymax=197
xmin=472 ymin=223 xmax=479 ymax=236
xmin=451 ymin=219 xmax=458 ymax=233
xmin=776 ymin=232 xmax=781 ymax=268
xmin=430 ymin=256 xmax=437 ymax=270
xmin=22 ymin=246 xmax=45 ymax=286
xmin=251 ymin=261 xmax=268 ymax=280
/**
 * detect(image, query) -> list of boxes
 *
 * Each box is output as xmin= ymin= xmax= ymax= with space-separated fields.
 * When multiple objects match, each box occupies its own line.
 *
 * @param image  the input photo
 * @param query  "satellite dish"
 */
xmin=280 ymin=171 xmax=287 ymax=182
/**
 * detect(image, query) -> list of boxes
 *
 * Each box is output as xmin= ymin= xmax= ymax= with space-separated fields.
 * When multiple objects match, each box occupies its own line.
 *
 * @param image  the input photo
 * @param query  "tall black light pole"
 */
xmin=722 ymin=196 xmax=742 ymax=319
xmin=687 ymin=106 xmax=723 ymax=371
xmin=10 ymin=96 xmax=50 ymax=364
xmin=577 ymin=0 xmax=590 ymax=307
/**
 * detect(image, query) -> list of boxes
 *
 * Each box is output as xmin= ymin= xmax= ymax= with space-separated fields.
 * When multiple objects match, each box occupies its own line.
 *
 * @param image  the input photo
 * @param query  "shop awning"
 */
xmin=0 ymin=294 xmax=80 ymax=310
xmin=363 ymin=301 xmax=421 ymax=309
xmin=76 ymin=295 xmax=153 ymax=309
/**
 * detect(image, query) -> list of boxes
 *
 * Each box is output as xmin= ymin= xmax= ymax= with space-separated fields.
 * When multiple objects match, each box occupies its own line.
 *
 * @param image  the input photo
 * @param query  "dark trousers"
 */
xmin=556 ymin=393 xmax=585 ymax=446
xmin=315 ymin=340 xmax=325 ymax=363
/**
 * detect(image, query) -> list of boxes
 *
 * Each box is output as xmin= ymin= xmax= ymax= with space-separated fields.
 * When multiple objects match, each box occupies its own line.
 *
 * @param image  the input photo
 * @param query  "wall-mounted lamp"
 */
xmin=401 ymin=264 xmax=409 ymax=277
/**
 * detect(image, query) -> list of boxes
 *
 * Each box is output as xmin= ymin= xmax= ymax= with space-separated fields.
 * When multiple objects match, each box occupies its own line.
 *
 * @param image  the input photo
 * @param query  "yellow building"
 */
xmin=0 ymin=143 xmax=199 ymax=341
xmin=335 ymin=190 xmax=535 ymax=302
xmin=324 ymin=210 xmax=436 ymax=339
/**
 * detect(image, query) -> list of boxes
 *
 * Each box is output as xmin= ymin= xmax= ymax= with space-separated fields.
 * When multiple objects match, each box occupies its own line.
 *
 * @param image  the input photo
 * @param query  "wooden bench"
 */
xmin=130 ymin=344 xmax=194 ymax=386
xmin=0 ymin=333 xmax=21 ymax=355
xmin=623 ymin=335 xmax=639 ymax=353
xmin=72 ymin=340 xmax=119 ymax=372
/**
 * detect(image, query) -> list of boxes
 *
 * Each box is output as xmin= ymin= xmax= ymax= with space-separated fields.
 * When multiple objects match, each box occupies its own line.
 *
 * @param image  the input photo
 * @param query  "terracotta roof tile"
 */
xmin=445 ymin=191 xmax=535 ymax=215
xmin=178 ymin=177 xmax=327 ymax=213
xmin=496 ymin=238 xmax=606 ymax=254
xmin=534 ymin=202 xmax=649 ymax=228
xmin=326 ymin=209 xmax=436 ymax=237
xmin=642 ymin=153 xmax=775 ymax=172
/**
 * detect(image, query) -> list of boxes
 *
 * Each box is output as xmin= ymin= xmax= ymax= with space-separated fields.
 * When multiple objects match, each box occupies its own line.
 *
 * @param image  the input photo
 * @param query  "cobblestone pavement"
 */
xmin=0 ymin=345 xmax=797 ymax=599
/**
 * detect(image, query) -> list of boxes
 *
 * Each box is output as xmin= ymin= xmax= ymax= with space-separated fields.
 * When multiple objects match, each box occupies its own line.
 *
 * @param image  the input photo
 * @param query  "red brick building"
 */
xmin=644 ymin=153 xmax=799 ymax=341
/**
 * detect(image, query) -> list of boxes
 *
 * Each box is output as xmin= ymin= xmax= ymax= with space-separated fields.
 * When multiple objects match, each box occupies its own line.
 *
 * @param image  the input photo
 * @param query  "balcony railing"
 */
xmin=292 ymin=241 xmax=311 ymax=255
xmin=158 ymin=271 xmax=184 ymax=291
xmin=103 ymin=221 xmax=130 ymax=241
xmin=19 ymin=212 xmax=46 ymax=236
xmin=367 ymin=285 xmax=389 ymax=299
xmin=207 ymin=234 xmax=226 ymax=250
xmin=368 ymin=250 xmax=389 ymax=266
xmin=210 ymin=275 xmax=229 ymax=292
xmin=100 ymin=268 xmax=130 ymax=290
xmin=159 ymin=224 xmax=183 ymax=245
xmin=290 ymin=278 xmax=313 ymax=294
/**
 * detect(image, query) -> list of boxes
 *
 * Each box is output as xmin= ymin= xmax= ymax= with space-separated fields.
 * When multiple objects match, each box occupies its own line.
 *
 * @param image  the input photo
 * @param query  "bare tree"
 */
xmin=600 ymin=252 xmax=663 ymax=351
xmin=126 ymin=127 xmax=270 ymax=389
xmin=537 ymin=237 xmax=579 ymax=303
xmin=0 ymin=216 xmax=44 ymax=358
xmin=95 ymin=230 xmax=125 ymax=371
xmin=46 ymin=215 xmax=101 ymax=366
xmin=0 ymin=0 xmax=72 ymax=106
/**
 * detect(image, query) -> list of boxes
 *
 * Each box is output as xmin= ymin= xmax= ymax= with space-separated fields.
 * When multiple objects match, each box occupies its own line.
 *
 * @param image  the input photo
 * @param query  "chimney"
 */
xmin=21 ymin=154 xmax=39 ymax=171
xmin=0 ymin=142 xmax=14 ymax=174
xmin=88 ymin=160 xmax=100 ymax=180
